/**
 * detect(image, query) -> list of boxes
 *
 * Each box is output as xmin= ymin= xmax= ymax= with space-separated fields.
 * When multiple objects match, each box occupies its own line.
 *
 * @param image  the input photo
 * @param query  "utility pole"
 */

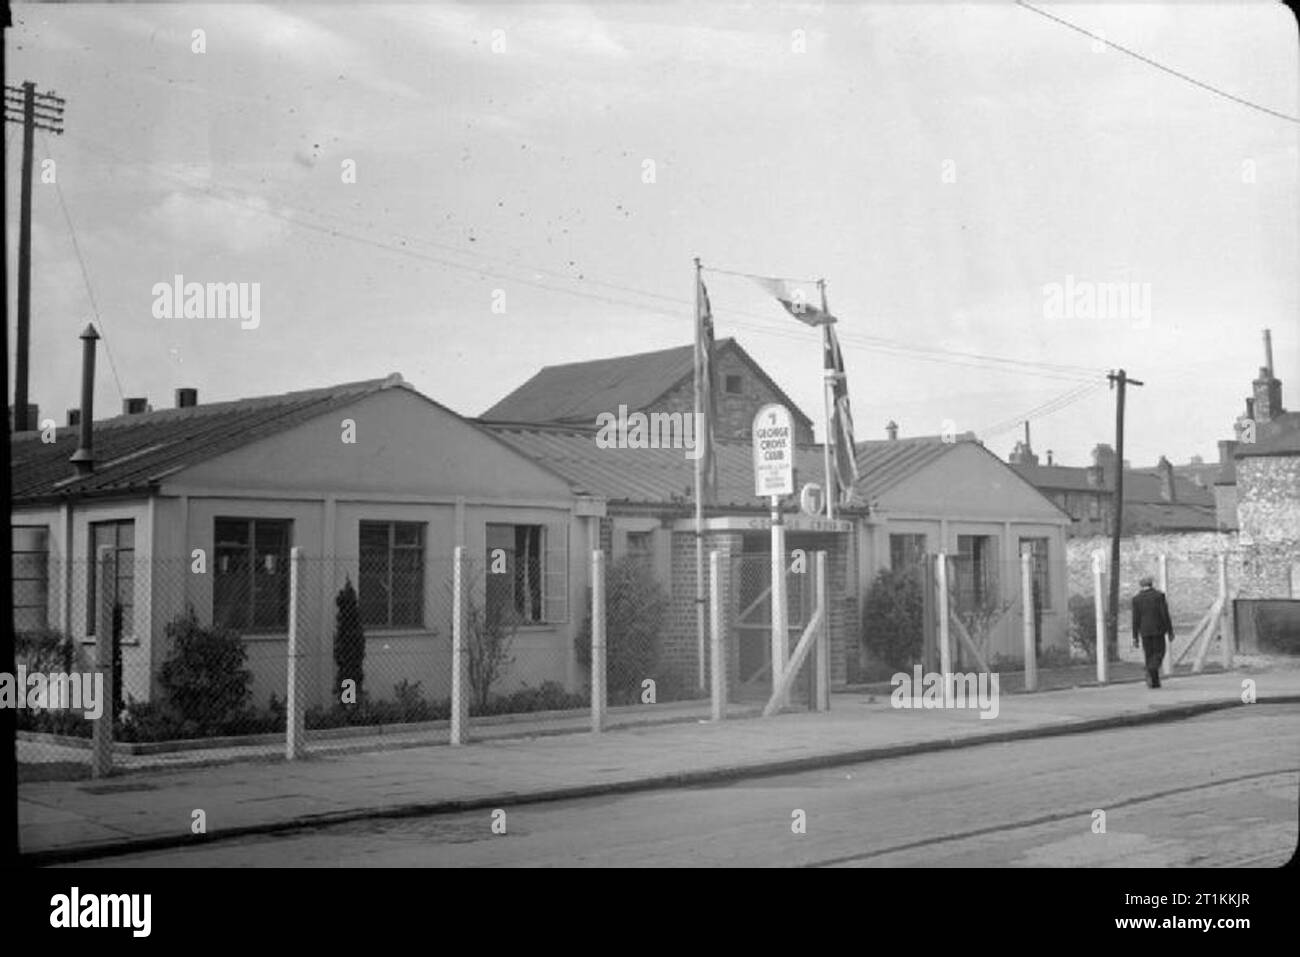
xmin=4 ymin=80 xmax=65 ymax=432
xmin=1106 ymin=369 xmax=1143 ymax=657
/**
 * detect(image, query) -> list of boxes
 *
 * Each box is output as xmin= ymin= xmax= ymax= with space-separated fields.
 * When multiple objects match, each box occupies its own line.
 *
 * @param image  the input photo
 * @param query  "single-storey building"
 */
xmin=11 ymin=375 xmax=603 ymax=712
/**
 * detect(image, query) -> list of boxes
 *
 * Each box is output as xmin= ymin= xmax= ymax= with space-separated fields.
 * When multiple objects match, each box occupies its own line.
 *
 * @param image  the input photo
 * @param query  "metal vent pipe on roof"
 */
xmin=70 ymin=324 xmax=99 ymax=476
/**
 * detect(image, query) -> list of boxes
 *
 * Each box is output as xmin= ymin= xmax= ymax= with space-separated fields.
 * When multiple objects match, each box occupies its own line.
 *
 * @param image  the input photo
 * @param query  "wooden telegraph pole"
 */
xmin=4 ymin=80 xmax=65 ymax=431
xmin=1106 ymin=369 xmax=1143 ymax=657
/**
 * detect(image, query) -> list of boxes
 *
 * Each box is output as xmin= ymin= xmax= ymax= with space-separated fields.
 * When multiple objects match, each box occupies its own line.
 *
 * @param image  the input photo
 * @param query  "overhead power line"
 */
xmin=1015 ymin=1 xmax=1300 ymax=124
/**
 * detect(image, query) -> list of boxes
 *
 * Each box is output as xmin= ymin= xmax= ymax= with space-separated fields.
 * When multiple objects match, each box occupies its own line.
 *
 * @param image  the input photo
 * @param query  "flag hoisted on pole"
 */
xmin=751 ymin=275 xmax=858 ymax=514
xmin=692 ymin=259 xmax=717 ymax=691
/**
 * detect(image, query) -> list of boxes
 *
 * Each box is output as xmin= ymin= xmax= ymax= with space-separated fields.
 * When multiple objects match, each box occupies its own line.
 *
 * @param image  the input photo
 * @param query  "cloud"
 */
xmin=141 ymin=189 xmax=290 ymax=255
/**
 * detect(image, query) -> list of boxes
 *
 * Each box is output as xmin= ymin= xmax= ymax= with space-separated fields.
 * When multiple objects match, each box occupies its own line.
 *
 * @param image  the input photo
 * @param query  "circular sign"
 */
xmin=800 ymin=482 xmax=824 ymax=516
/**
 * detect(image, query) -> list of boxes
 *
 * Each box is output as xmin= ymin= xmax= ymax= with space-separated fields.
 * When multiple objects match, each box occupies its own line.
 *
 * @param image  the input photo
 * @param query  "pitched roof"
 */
xmin=1237 ymin=411 xmax=1300 ymax=457
xmin=481 ymin=421 xmax=832 ymax=509
xmin=1011 ymin=462 xmax=1214 ymax=506
xmin=1124 ymin=501 xmax=1218 ymax=532
xmin=11 ymin=376 xmax=408 ymax=504
xmin=853 ymin=438 xmax=961 ymax=498
xmin=480 ymin=338 xmax=813 ymax=429
xmin=482 ymin=424 xmax=974 ymax=511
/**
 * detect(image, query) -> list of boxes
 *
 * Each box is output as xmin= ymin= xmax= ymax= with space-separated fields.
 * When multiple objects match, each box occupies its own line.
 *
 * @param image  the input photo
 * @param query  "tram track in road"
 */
xmin=801 ymin=768 xmax=1298 ymax=868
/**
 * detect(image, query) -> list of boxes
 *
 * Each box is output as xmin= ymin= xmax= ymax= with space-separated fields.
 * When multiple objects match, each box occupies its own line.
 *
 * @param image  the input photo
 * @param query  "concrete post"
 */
xmin=1021 ymin=550 xmax=1037 ymax=692
xmin=1093 ymin=549 xmax=1108 ymax=684
xmin=936 ymin=553 xmax=952 ymax=707
xmin=91 ymin=545 xmax=115 ymax=778
xmin=285 ymin=546 xmax=305 ymax=760
xmin=591 ymin=550 xmax=606 ymax=733
xmin=816 ymin=551 xmax=830 ymax=711
xmin=1219 ymin=553 xmax=1234 ymax=669
xmin=710 ymin=550 xmax=725 ymax=721
xmin=450 ymin=545 xmax=468 ymax=746
xmin=770 ymin=497 xmax=788 ymax=710
xmin=1158 ymin=554 xmax=1172 ymax=677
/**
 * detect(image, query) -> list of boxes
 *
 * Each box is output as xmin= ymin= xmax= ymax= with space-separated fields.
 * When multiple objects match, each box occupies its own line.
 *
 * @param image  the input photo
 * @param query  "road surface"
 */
xmin=62 ymin=704 xmax=1298 ymax=867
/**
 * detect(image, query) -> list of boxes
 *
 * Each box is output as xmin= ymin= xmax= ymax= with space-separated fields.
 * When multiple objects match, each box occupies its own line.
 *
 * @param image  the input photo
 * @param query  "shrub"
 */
xmin=861 ymin=566 xmax=924 ymax=673
xmin=475 ymin=680 xmax=586 ymax=716
xmin=1068 ymin=594 xmax=1098 ymax=661
xmin=334 ymin=578 xmax=366 ymax=704
xmin=15 ymin=627 xmax=86 ymax=676
xmin=575 ymin=557 xmax=671 ymax=704
xmin=156 ymin=607 xmax=253 ymax=737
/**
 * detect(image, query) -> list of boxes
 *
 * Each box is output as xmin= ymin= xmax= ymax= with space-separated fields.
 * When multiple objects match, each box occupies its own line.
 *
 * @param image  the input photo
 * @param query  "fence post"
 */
xmin=91 ymin=545 xmax=115 ymax=778
xmin=1092 ymin=549 xmax=1108 ymax=684
xmin=1158 ymin=554 xmax=1172 ymax=677
xmin=591 ymin=550 xmax=606 ymax=733
xmin=1021 ymin=550 xmax=1037 ymax=692
xmin=936 ymin=553 xmax=952 ymax=707
xmin=285 ymin=547 xmax=305 ymax=760
xmin=816 ymin=551 xmax=830 ymax=711
xmin=450 ymin=545 xmax=468 ymax=746
xmin=710 ymin=550 xmax=725 ymax=721
xmin=1219 ymin=553 xmax=1234 ymax=669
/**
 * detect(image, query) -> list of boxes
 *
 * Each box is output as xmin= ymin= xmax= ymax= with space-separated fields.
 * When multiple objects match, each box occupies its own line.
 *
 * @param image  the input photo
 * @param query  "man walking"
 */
xmin=1131 ymin=575 xmax=1174 ymax=688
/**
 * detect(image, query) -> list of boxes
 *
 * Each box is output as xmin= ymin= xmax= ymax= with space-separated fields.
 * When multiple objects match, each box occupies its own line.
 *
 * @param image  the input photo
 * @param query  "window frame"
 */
xmin=86 ymin=520 xmax=135 ymax=638
xmin=13 ymin=526 xmax=50 ymax=632
xmin=359 ymin=520 xmax=426 ymax=630
xmin=212 ymin=517 xmax=293 ymax=634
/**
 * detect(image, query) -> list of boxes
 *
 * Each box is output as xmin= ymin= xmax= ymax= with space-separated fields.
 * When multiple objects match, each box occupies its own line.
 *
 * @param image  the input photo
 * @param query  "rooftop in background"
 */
xmin=480 ymin=337 xmax=814 ymax=431
xmin=11 ymin=375 xmax=408 ymax=504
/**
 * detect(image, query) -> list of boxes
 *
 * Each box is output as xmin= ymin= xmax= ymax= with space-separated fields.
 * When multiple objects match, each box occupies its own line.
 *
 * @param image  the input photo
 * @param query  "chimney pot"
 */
xmin=67 ymin=409 xmax=81 ymax=428
xmin=1046 ymin=449 xmax=1054 ymax=466
xmin=175 ymin=387 xmax=198 ymax=408
xmin=886 ymin=420 xmax=898 ymax=441
xmin=122 ymin=397 xmax=149 ymax=416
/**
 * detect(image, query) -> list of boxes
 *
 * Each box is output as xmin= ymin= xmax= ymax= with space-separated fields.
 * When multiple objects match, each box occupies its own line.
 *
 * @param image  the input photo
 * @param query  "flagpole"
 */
xmin=819 ymin=279 xmax=835 ymax=521
xmin=693 ymin=257 xmax=706 ymax=693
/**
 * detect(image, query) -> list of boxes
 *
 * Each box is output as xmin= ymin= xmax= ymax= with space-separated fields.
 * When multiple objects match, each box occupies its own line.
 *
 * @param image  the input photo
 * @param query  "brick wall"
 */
xmin=656 ymin=349 xmax=815 ymax=444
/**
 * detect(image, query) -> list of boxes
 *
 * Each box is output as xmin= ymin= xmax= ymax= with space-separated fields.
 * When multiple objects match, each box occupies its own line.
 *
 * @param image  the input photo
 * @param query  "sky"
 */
xmin=5 ymin=1 xmax=1297 ymax=468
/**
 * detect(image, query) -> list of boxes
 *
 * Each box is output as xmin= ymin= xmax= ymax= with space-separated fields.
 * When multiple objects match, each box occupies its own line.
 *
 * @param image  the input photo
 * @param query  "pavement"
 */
xmin=18 ymin=657 xmax=1300 ymax=864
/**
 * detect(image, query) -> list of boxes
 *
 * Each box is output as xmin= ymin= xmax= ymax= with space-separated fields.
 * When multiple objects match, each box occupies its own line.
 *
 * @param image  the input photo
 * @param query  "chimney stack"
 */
xmin=886 ymin=420 xmax=898 ymax=441
xmin=175 ymin=387 xmax=198 ymax=408
xmin=1157 ymin=455 xmax=1176 ymax=502
xmin=1046 ymin=449 xmax=1054 ymax=466
xmin=67 ymin=409 xmax=80 ymax=428
xmin=70 ymin=324 xmax=99 ymax=476
xmin=122 ymin=397 xmax=149 ymax=416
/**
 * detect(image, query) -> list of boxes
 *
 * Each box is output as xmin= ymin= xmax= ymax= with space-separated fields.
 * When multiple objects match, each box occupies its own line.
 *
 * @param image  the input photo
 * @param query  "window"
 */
xmin=87 ymin=521 xmax=134 ymax=636
xmin=724 ymin=374 xmax=743 ymax=395
xmin=359 ymin=521 xmax=425 ymax=628
xmin=485 ymin=523 xmax=568 ymax=625
xmin=13 ymin=526 xmax=49 ymax=632
xmin=213 ymin=518 xmax=291 ymax=632
xmin=953 ymin=534 xmax=998 ymax=609
xmin=1019 ymin=537 xmax=1052 ymax=610
xmin=1088 ymin=495 xmax=1101 ymax=520
xmin=626 ymin=531 xmax=654 ymax=565
xmin=889 ymin=533 xmax=927 ymax=570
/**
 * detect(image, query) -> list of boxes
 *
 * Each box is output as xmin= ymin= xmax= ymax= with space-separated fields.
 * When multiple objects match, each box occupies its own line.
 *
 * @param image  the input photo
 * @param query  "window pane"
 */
xmin=394 ymin=523 xmax=422 ymax=548
xmin=359 ymin=568 xmax=389 ymax=626
xmin=214 ymin=548 xmax=251 ymax=630
xmin=215 ymin=519 xmax=250 ymax=546
xmin=13 ymin=527 xmax=47 ymax=552
xmin=255 ymin=520 xmax=289 ymax=553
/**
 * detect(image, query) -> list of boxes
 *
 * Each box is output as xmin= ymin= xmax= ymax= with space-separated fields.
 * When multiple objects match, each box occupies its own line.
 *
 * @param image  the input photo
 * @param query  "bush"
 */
xmin=861 ymin=566 xmax=924 ymax=673
xmin=156 ymin=607 xmax=253 ymax=737
xmin=475 ymin=680 xmax=586 ymax=716
xmin=1068 ymin=594 xmax=1098 ymax=661
xmin=334 ymin=578 xmax=366 ymax=704
xmin=15 ymin=627 xmax=86 ymax=676
xmin=575 ymin=557 xmax=671 ymax=703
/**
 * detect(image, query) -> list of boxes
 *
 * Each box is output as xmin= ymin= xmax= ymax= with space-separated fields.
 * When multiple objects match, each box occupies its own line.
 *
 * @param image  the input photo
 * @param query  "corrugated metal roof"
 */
xmin=11 ymin=376 xmax=404 ymax=503
xmin=483 ymin=423 xmax=960 ymax=510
